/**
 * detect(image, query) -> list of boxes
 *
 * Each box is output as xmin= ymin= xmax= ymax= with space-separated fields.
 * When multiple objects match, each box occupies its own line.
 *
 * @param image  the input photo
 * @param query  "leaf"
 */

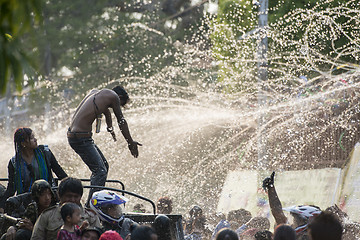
xmin=8 ymin=54 xmax=23 ymax=93
xmin=0 ymin=48 xmax=9 ymax=95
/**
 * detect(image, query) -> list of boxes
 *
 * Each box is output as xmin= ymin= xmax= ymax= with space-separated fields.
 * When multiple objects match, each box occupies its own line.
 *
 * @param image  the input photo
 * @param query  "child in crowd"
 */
xmin=58 ymin=202 xmax=89 ymax=240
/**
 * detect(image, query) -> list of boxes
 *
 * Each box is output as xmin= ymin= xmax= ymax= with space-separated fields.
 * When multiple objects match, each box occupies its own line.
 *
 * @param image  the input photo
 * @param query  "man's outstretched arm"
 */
xmin=110 ymin=93 xmax=141 ymax=157
xmin=118 ymin=118 xmax=142 ymax=158
xmin=263 ymin=172 xmax=287 ymax=225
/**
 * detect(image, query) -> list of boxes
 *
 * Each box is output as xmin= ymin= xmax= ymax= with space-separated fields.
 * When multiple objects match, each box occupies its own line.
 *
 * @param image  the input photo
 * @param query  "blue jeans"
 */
xmin=68 ymin=137 xmax=109 ymax=205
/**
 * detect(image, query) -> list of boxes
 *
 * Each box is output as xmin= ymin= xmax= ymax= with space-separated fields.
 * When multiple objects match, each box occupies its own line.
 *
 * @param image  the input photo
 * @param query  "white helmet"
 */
xmin=90 ymin=190 xmax=128 ymax=226
xmin=283 ymin=205 xmax=321 ymax=220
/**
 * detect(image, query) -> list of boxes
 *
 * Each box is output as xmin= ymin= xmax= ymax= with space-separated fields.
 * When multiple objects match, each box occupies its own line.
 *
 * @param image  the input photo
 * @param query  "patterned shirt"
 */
xmin=57 ymin=226 xmax=81 ymax=240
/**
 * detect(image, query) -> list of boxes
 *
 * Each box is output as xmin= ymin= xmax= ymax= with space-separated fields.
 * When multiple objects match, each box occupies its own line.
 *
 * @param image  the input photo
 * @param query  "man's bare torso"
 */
xmin=69 ymin=89 xmax=119 ymax=132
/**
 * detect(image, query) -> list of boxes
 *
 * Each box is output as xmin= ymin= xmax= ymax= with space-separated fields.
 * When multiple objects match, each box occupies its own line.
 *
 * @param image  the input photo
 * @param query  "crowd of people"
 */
xmin=0 ymin=86 xmax=357 ymax=240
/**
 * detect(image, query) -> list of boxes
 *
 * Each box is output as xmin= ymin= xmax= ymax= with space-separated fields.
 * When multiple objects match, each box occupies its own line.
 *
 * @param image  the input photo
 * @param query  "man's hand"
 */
xmin=128 ymin=141 xmax=142 ymax=158
xmin=79 ymin=220 xmax=89 ymax=231
xmin=262 ymin=171 xmax=275 ymax=190
xmin=17 ymin=218 xmax=33 ymax=231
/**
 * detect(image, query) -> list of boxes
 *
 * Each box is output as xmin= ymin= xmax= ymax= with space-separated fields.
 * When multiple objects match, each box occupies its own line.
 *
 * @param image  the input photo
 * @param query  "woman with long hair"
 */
xmin=0 ymin=127 xmax=68 ymax=212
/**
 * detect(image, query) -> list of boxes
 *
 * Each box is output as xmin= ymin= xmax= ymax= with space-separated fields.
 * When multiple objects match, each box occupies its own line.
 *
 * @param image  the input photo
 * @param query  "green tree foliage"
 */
xmin=0 ymin=0 xmax=42 ymax=94
xmin=1 ymin=0 xmax=207 ymax=105
xmin=211 ymin=0 xmax=257 ymax=93
xmin=23 ymin=0 xmax=208 ymax=109
xmin=212 ymin=0 xmax=358 ymax=93
xmin=268 ymin=0 xmax=359 ymax=82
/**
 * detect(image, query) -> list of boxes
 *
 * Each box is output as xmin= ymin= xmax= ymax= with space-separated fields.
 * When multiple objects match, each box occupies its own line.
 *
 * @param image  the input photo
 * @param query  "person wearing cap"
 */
xmin=81 ymin=227 xmax=102 ymax=240
xmin=90 ymin=190 xmax=137 ymax=239
xmin=67 ymin=86 xmax=141 ymax=206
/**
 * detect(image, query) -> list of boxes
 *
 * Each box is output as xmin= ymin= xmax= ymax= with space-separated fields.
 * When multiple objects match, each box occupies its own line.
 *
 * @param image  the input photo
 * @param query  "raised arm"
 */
xmin=263 ymin=172 xmax=287 ymax=225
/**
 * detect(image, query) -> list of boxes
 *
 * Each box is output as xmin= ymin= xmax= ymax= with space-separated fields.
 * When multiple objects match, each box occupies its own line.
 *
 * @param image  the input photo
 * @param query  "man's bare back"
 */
xmin=69 ymin=89 xmax=123 ymax=132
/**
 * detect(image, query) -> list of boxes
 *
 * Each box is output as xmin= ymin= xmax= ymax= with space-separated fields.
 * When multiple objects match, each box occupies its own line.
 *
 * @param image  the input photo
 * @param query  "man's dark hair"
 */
xmin=112 ymin=86 xmax=129 ymax=106
xmin=273 ymin=224 xmax=296 ymax=240
xmin=215 ymin=228 xmax=239 ymax=240
xmin=131 ymin=225 xmax=157 ymax=240
xmin=31 ymin=179 xmax=55 ymax=204
xmin=58 ymin=177 xmax=83 ymax=197
xmin=60 ymin=202 xmax=80 ymax=221
xmin=308 ymin=212 xmax=343 ymax=240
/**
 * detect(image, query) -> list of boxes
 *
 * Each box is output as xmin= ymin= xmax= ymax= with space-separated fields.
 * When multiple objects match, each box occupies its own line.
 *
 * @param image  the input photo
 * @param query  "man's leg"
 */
xmin=68 ymin=137 xmax=108 ymax=205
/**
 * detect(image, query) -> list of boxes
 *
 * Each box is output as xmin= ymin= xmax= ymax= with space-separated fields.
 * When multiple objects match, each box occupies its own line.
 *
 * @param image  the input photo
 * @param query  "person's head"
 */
xmin=153 ymin=215 xmax=171 ymax=239
xmin=254 ymin=230 xmax=273 ymax=240
xmin=227 ymin=209 xmax=252 ymax=225
xmin=133 ymin=203 xmax=146 ymax=213
xmin=273 ymin=224 xmax=296 ymax=240
xmin=99 ymin=230 xmax=123 ymax=240
xmin=308 ymin=212 xmax=343 ymax=240
xmin=58 ymin=177 xmax=83 ymax=205
xmin=157 ymin=196 xmax=172 ymax=214
xmin=112 ymin=86 xmax=129 ymax=107
xmin=31 ymin=179 xmax=55 ymax=209
xmin=14 ymin=127 xmax=37 ymax=154
xmin=81 ymin=227 xmax=102 ymax=240
xmin=283 ymin=205 xmax=321 ymax=227
xmin=60 ymin=202 xmax=81 ymax=225
xmin=248 ymin=217 xmax=271 ymax=231
xmin=131 ymin=225 xmax=158 ymax=240
xmin=215 ymin=228 xmax=239 ymax=240
xmin=189 ymin=205 xmax=203 ymax=218
xmin=90 ymin=190 xmax=128 ymax=227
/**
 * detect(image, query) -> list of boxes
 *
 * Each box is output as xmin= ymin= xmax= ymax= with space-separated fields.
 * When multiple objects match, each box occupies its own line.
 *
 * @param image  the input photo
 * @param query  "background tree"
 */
xmin=0 ymin=0 xmax=43 ymax=94
xmin=211 ymin=0 xmax=358 ymax=94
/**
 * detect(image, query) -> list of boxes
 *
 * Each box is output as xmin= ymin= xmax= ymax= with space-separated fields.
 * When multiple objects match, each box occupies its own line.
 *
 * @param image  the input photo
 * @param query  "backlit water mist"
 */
xmin=0 ymin=0 xmax=360 ymax=216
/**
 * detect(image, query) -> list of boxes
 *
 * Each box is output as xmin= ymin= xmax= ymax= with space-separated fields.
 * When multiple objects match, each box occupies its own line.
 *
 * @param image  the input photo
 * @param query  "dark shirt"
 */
xmin=102 ymin=218 xmax=135 ymax=239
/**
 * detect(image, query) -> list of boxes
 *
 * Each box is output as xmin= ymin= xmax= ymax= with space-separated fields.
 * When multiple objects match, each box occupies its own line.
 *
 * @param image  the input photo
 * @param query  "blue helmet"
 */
xmin=90 ymin=190 xmax=128 ymax=226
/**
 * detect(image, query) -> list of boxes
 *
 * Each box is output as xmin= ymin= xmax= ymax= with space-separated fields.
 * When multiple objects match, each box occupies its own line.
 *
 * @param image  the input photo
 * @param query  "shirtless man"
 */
xmin=67 ymin=86 xmax=141 ymax=205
